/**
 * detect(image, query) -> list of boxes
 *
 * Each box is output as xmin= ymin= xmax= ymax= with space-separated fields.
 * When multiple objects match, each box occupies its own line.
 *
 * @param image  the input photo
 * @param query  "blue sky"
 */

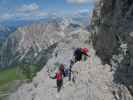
xmin=0 ymin=0 xmax=95 ymax=22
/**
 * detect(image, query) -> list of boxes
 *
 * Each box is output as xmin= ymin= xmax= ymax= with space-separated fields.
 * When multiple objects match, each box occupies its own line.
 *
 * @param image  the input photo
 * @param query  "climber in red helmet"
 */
xmin=73 ymin=47 xmax=90 ymax=63
xmin=68 ymin=47 xmax=90 ymax=81
xmin=81 ymin=48 xmax=89 ymax=56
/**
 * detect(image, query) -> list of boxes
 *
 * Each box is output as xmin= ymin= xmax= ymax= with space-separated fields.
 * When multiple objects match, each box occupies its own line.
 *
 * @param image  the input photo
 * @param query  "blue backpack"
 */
xmin=64 ymin=68 xmax=69 ymax=77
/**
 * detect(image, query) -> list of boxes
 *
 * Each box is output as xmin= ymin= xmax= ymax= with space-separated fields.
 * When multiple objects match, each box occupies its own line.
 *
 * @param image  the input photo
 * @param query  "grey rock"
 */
xmin=91 ymin=0 xmax=133 ymax=99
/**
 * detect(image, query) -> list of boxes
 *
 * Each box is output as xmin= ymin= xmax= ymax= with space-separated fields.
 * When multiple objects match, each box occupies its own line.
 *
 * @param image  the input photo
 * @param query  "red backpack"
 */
xmin=56 ymin=71 xmax=62 ymax=80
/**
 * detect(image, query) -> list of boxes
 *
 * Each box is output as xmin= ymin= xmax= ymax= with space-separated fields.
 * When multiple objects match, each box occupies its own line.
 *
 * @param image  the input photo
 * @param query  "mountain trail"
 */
xmin=9 ymin=42 xmax=117 ymax=100
xmin=9 ymin=25 xmax=133 ymax=100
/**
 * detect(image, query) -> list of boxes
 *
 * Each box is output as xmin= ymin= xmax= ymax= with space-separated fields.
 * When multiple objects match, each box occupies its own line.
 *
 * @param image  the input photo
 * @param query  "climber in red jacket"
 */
xmin=49 ymin=64 xmax=64 ymax=92
xmin=56 ymin=66 xmax=63 ymax=92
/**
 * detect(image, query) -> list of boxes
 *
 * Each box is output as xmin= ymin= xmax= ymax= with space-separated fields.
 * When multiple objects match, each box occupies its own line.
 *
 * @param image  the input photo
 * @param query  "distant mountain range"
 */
xmin=0 ymin=16 xmax=89 ymax=68
xmin=0 ymin=12 xmax=91 ymax=68
xmin=0 ymin=13 xmax=90 ymax=41
xmin=0 ymin=11 xmax=90 ymax=28
xmin=0 ymin=25 xmax=16 ymax=40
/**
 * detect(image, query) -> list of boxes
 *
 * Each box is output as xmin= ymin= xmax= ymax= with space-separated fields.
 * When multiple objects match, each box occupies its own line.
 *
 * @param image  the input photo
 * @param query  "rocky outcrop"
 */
xmin=91 ymin=0 xmax=133 ymax=98
xmin=92 ymin=0 xmax=133 ymax=64
xmin=9 ymin=27 xmax=133 ymax=100
xmin=9 ymin=23 xmax=93 ymax=100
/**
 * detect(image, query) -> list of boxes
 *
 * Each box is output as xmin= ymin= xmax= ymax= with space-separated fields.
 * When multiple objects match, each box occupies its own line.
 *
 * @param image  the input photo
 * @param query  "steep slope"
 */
xmin=91 ymin=0 xmax=133 ymax=64
xmin=9 ymin=26 xmax=94 ymax=100
xmin=0 ymin=25 xmax=16 ymax=52
xmin=10 ymin=51 xmax=114 ymax=100
xmin=9 ymin=26 xmax=133 ymax=100
xmin=91 ymin=0 xmax=133 ymax=98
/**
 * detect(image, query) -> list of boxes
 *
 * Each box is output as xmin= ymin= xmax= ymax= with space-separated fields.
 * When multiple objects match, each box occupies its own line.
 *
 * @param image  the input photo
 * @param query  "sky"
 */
xmin=0 ymin=0 xmax=95 ymax=22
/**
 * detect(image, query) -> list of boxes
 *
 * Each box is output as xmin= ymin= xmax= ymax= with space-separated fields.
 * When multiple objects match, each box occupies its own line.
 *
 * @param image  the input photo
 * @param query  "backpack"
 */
xmin=56 ymin=71 xmax=62 ymax=80
xmin=74 ymin=48 xmax=82 ymax=56
xmin=64 ymin=68 xmax=69 ymax=77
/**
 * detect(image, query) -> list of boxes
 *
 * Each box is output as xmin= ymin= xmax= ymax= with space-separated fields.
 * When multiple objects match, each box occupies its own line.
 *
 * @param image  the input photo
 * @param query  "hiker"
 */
xmin=55 ymin=67 xmax=63 ymax=92
xmin=73 ymin=48 xmax=90 ymax=63
xmin=68 ymin=59 xmax=74 ymax=81
xmin=49 ymin=65 xmax=64 ymax=92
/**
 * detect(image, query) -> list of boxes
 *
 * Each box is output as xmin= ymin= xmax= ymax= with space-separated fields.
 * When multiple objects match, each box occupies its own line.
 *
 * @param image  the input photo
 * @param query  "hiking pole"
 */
xmin=47 ymin=69 xmax=50 ymax=79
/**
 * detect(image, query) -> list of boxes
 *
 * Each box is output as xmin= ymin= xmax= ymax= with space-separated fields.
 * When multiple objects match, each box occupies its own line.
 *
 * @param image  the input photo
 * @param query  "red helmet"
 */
xmin=82 ymin=48 xmax=89 ymax=53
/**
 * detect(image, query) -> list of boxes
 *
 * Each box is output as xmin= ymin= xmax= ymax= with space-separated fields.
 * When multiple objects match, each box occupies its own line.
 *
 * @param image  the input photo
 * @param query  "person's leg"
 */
xmin=61 ymin=79 xmax=63 ymax=88
xmin=72 ymin=72 xmax=76 ymax=83
xmin=58 ymin=80 xmax=62 ymax=92
xmin=68 ymin=68 xmax=71 ymax=81
xmin=63 ymin=70 xmax=65 ymax=77
xmin=57 ymin=80 xmax=60 ymax=92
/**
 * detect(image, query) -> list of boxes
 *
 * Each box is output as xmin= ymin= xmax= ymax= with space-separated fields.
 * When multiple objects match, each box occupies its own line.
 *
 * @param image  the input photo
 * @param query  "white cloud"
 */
xmin=16 ymin=11 xmax=48 ymax=20
xmin=66 ymin=0 xmax=98 ymax=4
xmin=0 ymin=5 xmax=47 ymax=22
xmin=0 ymin=13 xmax=14 ymax=21
xmin=13 ymin=3 xmax=47 ymax=20
xmin=17 ymin=3 xmax=39 ymax=12
xmin=67 ymin=0 xmax=90 ymax=4
xmin=73 ymin=9 xmax=90 ymax=18
xmin=78 ymin=9 xmax=90 ymax=13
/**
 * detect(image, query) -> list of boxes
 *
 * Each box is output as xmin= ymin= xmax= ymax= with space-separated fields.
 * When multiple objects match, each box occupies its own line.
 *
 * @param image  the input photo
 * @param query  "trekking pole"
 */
xmin=47 ymin=69 xmax=50 ymax=79
xmin=89 ymin=56 xmax=92 ymax=65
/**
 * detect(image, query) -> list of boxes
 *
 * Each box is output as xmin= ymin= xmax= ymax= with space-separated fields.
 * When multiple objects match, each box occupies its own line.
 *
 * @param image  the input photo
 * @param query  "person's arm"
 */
xmin=82 ymin=52 xmax=91 ymax=57
xmin=49 ymin=73 xmax=56 ymax=79
xmin=87 ymin=54 xmax=91 ymax=57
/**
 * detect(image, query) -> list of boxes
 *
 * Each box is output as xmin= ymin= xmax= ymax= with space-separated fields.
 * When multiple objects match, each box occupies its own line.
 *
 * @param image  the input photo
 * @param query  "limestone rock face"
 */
xmin=91 ymin=0 xmax=133 ymax=99
xmin=92 ymin=0 xmax=133 ymax=63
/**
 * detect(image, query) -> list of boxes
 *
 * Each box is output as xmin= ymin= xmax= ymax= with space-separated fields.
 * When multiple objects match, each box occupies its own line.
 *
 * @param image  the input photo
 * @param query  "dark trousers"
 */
xmin=56 ymin=79 xmax=63 ymax=92
xmin=68 ymin=68 xmax=71 ymax=81
xmin=69 ymin=61 xmax=74 ymax=81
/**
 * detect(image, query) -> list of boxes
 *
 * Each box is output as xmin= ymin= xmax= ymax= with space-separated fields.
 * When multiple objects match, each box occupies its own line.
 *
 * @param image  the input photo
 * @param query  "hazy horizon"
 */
xmin=0 ymin=0 xmax=94 ymax=23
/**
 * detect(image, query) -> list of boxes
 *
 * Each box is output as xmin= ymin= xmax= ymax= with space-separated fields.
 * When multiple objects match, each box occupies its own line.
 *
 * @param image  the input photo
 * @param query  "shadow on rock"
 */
xmin=113 ymin=53 xmax=133 ymax=96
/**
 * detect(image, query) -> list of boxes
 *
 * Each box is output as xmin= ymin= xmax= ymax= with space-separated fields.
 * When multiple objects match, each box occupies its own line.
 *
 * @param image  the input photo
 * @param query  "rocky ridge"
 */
xmin=9 ymin=26 xmax=133 ymax=100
